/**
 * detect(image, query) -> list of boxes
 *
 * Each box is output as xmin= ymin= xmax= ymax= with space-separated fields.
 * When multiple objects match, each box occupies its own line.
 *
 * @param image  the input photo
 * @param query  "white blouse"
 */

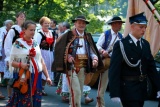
xmin=4 ymin=25 xmax=22 ymax=62
xmin=0 ymin=27 xmax=7 ymax=56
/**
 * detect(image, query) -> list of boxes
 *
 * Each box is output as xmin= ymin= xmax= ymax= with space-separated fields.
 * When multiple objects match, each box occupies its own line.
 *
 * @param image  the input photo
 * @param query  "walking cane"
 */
xmin=66 ymin=62 xmax=76 ymax=107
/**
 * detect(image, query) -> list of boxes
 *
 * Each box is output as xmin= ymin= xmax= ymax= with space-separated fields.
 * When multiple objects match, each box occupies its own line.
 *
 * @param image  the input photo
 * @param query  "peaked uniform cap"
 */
xmin=129 ymin=12 xmax=148 ymax=25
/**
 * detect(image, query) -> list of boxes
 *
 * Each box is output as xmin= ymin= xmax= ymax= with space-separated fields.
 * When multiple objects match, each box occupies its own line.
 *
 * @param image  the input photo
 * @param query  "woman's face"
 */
xmin=16 ymin=13 xmax=26 ymax=25
xmin=24 ymin=24 xmax=36 ymax=39
xmin=42 ymin=20 xmax=50 ymax=29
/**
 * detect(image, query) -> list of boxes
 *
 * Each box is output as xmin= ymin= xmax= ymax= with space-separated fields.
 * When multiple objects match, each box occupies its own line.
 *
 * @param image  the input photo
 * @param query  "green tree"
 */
xmin=0 ymin=0 xmax=122 ymax=33
xmin=155 ymin=0 xmax=160 ymax=13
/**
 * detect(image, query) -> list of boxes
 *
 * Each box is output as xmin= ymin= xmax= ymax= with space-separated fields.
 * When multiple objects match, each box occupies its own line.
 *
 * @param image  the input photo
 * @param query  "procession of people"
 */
xmin=0 ymin=10 xmax=160 ymax=107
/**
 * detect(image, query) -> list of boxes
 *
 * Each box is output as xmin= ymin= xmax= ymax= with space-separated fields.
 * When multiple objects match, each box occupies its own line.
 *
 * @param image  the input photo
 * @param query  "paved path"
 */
xmin=0 ymin=85 xmax=158 ymax=107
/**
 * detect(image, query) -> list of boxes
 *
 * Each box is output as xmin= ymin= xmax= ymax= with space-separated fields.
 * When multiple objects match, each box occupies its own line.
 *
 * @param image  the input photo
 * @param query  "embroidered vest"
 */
xmin=39 ymin=31 xmax=55 ymax=51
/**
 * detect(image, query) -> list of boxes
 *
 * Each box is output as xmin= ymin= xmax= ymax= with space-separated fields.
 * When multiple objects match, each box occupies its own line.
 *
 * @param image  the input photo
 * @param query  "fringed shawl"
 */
xmin=9 ymin=38 xmax=43 ymax=73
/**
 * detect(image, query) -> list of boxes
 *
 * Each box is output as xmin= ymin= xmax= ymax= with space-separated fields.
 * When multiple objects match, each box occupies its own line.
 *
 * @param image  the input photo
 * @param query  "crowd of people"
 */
xmin=0 ymin=11 xmax=160 ymax=107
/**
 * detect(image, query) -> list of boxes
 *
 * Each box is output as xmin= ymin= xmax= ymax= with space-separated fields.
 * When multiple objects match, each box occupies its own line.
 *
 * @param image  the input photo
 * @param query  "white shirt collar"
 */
xmin=129 ymin=33 xmax=141 ymax=45
xmin=76 ymin=29 xmax=84 ymax=36
xmin=111 ymin=29 xmax=118 ymax=35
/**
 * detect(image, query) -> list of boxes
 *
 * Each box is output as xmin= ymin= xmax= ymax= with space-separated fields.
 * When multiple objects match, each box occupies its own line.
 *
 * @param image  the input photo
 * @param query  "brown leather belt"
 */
xmin=122 ymin=75 xmax=147 ymax=82
xmin=74 ymin=54 xmax=88 ymax=68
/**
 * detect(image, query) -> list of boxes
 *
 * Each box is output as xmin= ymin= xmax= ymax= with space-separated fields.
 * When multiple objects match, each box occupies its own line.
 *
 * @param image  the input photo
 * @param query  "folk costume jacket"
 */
xmin=52 ymin=30 xmax=103 ymax=73
xmin=109 ymin=35 xmax=160 ymax=101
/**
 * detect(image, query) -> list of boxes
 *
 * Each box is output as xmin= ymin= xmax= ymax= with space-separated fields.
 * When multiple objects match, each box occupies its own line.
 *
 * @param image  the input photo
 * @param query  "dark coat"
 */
xmin=52 ymin=30 xmax=103 ymax=73
xmin=109 ymin=35 xmax=160 ymax=101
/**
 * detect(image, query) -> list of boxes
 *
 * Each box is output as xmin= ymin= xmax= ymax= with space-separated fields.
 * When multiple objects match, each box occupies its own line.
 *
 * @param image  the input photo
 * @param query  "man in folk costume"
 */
xmin=52 ymin=15 xmax=103 ymax=107
xmin=96 ymin=16 xmax=124 ymax=107
xmin=0 ymin=20 xmax=13 ymax=99
xmin=109 ymin=12 xmax=160 ymax=107
xmin=0 ymin=20 xmax=14 ymax=80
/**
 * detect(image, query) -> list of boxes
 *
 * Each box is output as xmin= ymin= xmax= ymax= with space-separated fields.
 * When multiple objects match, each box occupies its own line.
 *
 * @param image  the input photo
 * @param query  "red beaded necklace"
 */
xmin=23 ymin=37 xmax=33 ymax=46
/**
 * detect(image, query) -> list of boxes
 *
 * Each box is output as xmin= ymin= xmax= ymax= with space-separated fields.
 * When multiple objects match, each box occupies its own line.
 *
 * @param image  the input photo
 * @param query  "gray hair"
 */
xmin=4 ymin=20 xmax=14 ymax=26
xmin=62 ymin=22 xmax=70 ymax=29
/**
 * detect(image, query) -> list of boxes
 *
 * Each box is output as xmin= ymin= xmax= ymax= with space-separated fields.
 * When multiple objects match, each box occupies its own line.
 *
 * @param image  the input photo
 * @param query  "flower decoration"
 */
xmin=19 ymin=31 xmax=25 ymax=38
xmin=29 ymin=48 xmax=36 ymax=57
xmin=46 ymin=37 xmax=54 ymax=45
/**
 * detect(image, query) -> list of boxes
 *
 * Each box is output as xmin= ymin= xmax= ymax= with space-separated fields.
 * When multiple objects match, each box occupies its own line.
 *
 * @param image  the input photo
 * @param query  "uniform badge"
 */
xmin=129 ymin=39 xmax=133 ymax=43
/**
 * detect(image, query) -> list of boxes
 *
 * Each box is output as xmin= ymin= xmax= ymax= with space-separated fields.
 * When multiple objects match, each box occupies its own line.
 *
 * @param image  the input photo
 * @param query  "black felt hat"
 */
xmin=72 ymin=15 xmax=89 ymax=24
xmin=108 ymin=16 xmax=125 ymax=25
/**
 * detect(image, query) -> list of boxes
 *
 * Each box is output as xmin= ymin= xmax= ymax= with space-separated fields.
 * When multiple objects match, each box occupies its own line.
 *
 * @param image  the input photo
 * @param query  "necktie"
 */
xmin=137 ymin=40 xmax=142 ymax=54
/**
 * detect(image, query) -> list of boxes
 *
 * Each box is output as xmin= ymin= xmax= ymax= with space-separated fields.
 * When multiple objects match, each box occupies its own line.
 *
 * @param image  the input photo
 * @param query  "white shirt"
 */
xmin=75 ymin=29 xmax=97 ymax=60
xmin=96 ymin=29 xmax=121 ymax=56
xmin=129 ymin=33 xmax=141 ymax=47
xmin=0 ymin=27 xmax=7 ymax=56
xmin=4 ymin=25 xmax=22 ymax=61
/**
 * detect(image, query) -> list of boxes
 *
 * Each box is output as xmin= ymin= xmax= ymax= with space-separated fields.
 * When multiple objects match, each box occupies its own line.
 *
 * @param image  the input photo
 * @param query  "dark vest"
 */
xmin=102 ymin=29 xmax=123 ymax=50
xmin=12 ymin=28 xmax=20 ymax=44
xmin=39 ymin=32 xmax=55 ymax=51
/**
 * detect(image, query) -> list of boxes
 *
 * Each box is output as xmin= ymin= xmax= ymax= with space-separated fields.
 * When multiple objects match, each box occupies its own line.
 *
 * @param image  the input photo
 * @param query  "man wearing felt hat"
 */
xmin=96 ymin=16 xmax=124 ymax=107
xmin=52 ymin=15 xmax=103 ymax=107
xmin=109 ymin=12 xmax=160 ymax=107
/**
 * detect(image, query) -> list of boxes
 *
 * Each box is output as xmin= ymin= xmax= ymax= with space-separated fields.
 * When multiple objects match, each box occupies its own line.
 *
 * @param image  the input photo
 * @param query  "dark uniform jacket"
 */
xmin=52 ymin=30 xmax=103 ymax=74
xmin=109 ymin=35 xmax=160 ymax=101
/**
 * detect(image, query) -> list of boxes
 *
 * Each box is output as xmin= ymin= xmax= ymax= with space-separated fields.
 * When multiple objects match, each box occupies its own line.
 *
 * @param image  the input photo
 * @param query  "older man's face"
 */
xmin=111 ymin=21 xmax=123 ymax=31
xmin=74 ymin=20 xmax=86 ymax=32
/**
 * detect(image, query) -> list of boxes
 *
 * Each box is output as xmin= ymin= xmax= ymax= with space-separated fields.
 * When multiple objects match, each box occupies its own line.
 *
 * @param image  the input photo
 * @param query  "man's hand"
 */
xmin=102 ymin=51 xmax=110 ymax=58
xmin=100 ymin=49 xmax=110 ymax=58
xmin=92 ymin=59 xmax=98 ymax=68
xmin=157 ymin=91 xmax=160 ymax=98
xmin=68 ymin=56 xmax=75 ymax=63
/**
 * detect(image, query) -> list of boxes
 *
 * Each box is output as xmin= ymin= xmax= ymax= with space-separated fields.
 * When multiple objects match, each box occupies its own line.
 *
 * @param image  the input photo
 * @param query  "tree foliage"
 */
xmin=155 ymin=0 xmax=160 ymax=14
xmin=0 ymin=0 xmax=121 ymax=33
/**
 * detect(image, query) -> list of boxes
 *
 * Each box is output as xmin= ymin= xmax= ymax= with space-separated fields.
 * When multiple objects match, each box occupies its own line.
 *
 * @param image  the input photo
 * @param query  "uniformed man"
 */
xmin=96 ymin=16 xmax=124 ymax=107
xmin=52 ymin=15 xmax=103 ymax=107
xmin=109 ymin=12 xmax=160 ymax=107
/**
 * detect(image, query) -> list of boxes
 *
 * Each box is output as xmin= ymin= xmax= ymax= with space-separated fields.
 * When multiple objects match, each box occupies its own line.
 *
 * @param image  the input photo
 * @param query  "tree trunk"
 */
xmin=0 ymin=0 xmax=4 ymax=11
